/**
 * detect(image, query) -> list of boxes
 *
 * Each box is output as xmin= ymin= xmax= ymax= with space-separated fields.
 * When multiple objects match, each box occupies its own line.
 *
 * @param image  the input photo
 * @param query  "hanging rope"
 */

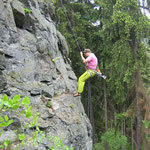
xmin=88 ymin=79 xmax=94 ymax=143
xmin=88 ymin=79 xmax=91 ymax=118
xmin=59 ymin=0 xmax=82 ymax=52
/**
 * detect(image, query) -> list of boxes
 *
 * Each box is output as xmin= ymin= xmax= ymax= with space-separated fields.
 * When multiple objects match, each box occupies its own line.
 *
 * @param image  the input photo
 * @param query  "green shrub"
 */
xmin=24 ymin=8 xmax=31 ymax=14
xmin=94 ymin=128 xmax=127 ymax=150
xmin=48 ymin=136 xmax=74 ymax=150
xmin=0 ymin=94 xmax=74 ymax=150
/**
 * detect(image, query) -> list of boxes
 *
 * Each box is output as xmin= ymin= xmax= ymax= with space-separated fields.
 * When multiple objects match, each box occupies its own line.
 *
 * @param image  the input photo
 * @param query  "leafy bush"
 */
xmin=0 ymin=94 xmax=73 ymax=150
xmin=48 ymin=136 xmax=74 ymax=150
xmin=94 ymin=128 xmax=127 ymax=150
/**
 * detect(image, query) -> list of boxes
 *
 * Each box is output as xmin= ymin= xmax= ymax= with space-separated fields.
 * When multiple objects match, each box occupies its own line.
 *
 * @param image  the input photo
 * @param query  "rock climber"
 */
xmin=73 ymin=49 xmax=101 ymax=97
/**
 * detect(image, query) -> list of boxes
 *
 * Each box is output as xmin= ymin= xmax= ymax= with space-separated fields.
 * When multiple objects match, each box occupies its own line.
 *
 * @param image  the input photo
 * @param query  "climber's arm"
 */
xmin=80 ymin=52 xmax=88 ymax=64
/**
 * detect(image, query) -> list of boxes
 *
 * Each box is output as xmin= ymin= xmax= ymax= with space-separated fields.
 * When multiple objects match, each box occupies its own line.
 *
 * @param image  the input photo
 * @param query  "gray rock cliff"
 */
xmin=0 ymin=0 xmax=92 ymax=149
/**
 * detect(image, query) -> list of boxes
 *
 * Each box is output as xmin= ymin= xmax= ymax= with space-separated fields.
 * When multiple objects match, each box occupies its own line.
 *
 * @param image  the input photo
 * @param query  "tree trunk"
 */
xmin=88 ymin=79 xmax=95 ymax=143
xmin=131 ymin=118 xmax=134 ymax=150
xmin=136 ymin=78 xmax=141 ymax=150
xmin=130 ymin=27 xmax=141 ymax=150
xmin=121 ymin=119 xmax=126 ymax=150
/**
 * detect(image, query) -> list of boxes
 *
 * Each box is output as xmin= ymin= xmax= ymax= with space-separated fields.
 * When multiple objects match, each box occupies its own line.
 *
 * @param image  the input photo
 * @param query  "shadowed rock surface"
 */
xmin=0 ymin=0 xmax=92 ymax=149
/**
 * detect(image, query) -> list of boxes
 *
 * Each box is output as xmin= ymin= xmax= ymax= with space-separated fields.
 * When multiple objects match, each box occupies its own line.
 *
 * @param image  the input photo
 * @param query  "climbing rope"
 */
xmin=88 ymin=79 xmax=94 ymax=143
xmin=88 ymin=79 xmax=91 ymax=118
xmin=59 ymin=0 xmax=82 ymax=52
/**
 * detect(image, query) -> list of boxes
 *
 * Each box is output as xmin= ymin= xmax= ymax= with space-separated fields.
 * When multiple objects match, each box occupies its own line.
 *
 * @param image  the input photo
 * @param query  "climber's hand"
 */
xmin=80 ymin=51 xmax=83 ymax=56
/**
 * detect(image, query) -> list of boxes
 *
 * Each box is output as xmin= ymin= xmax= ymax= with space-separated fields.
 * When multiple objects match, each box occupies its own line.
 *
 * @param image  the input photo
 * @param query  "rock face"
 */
xmin=0 ymin=0 xmax=92 ymax=149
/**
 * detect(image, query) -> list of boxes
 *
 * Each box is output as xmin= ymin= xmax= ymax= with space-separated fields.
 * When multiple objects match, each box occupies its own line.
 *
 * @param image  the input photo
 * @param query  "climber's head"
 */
xmin=83 ymin=49 xmax=91 ymax=57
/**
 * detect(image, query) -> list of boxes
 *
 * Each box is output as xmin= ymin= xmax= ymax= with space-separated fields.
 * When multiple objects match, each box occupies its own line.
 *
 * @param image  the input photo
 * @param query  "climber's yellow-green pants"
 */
xmin=78 ymin=69 xmax=95 ymax=94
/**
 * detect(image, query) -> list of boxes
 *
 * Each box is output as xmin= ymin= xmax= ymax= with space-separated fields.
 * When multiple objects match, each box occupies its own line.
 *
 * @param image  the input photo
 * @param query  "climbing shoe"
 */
xmin=73 ymin=93 xmax=81 ymax=97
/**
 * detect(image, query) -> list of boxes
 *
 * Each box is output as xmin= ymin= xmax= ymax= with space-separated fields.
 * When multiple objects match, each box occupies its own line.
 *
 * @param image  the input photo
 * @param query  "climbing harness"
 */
xmin=93 ymin=70 xmax=107 ymax=79
xmin=87 ymin=69 xmax=93 ymax=77
xmin=87 ymin=68 xmax=107 ymax=79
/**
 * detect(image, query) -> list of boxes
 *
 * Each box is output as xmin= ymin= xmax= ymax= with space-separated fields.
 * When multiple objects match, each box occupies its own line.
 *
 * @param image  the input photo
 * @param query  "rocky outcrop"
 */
xmin=0 ymin=0 xmax=92 ymax=149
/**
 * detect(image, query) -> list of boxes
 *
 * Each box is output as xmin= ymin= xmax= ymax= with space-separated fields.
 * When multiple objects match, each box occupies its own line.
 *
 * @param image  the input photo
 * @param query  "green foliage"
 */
xmin=69 ymin=104 xmax=75 ymax=108
xmin=142 ymin=120 xmax=150 ymax=141
xmin=25 ymin=106 xmax=32 ymax=118
xmin=18 ymin=133 xmax=26 ymax=147
xmin=0 ymin=115 xmax=13 ymax=128
xmin=48 ymin=136 xmax=74 ymax=150
xmin=46 ymin=101 xmax=52 ymax=108
xmin=48 ymin=50 xmax=52 ymax=55
xmin=24 ymin=8 xmax=31 ymax=14
xmin=22 ymin=97 xmax=30 ymax=108
xmin=0 ymin=94 xmax=34 ymax=149
xmin=51 ymin=0 xmax=56 ymax=4
xmin=52 ymin=57 xmax=60 ymax=62
xmin=3 ymin=140 xmax=9 ymax=147
xmin=0 ymin=94 xmax=20 ymax=111
xmin=0 ymin=94 xmax=73 ymax=149
xmin=19 ymin=133 xmax=26 ymax=141
xmin=94 ymin=128 xmax=127 ymax=150
xmin=0 ymin=94 xmax=23 ymax=129
xmin=143 ymin=120 xmax=150 ymax=129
